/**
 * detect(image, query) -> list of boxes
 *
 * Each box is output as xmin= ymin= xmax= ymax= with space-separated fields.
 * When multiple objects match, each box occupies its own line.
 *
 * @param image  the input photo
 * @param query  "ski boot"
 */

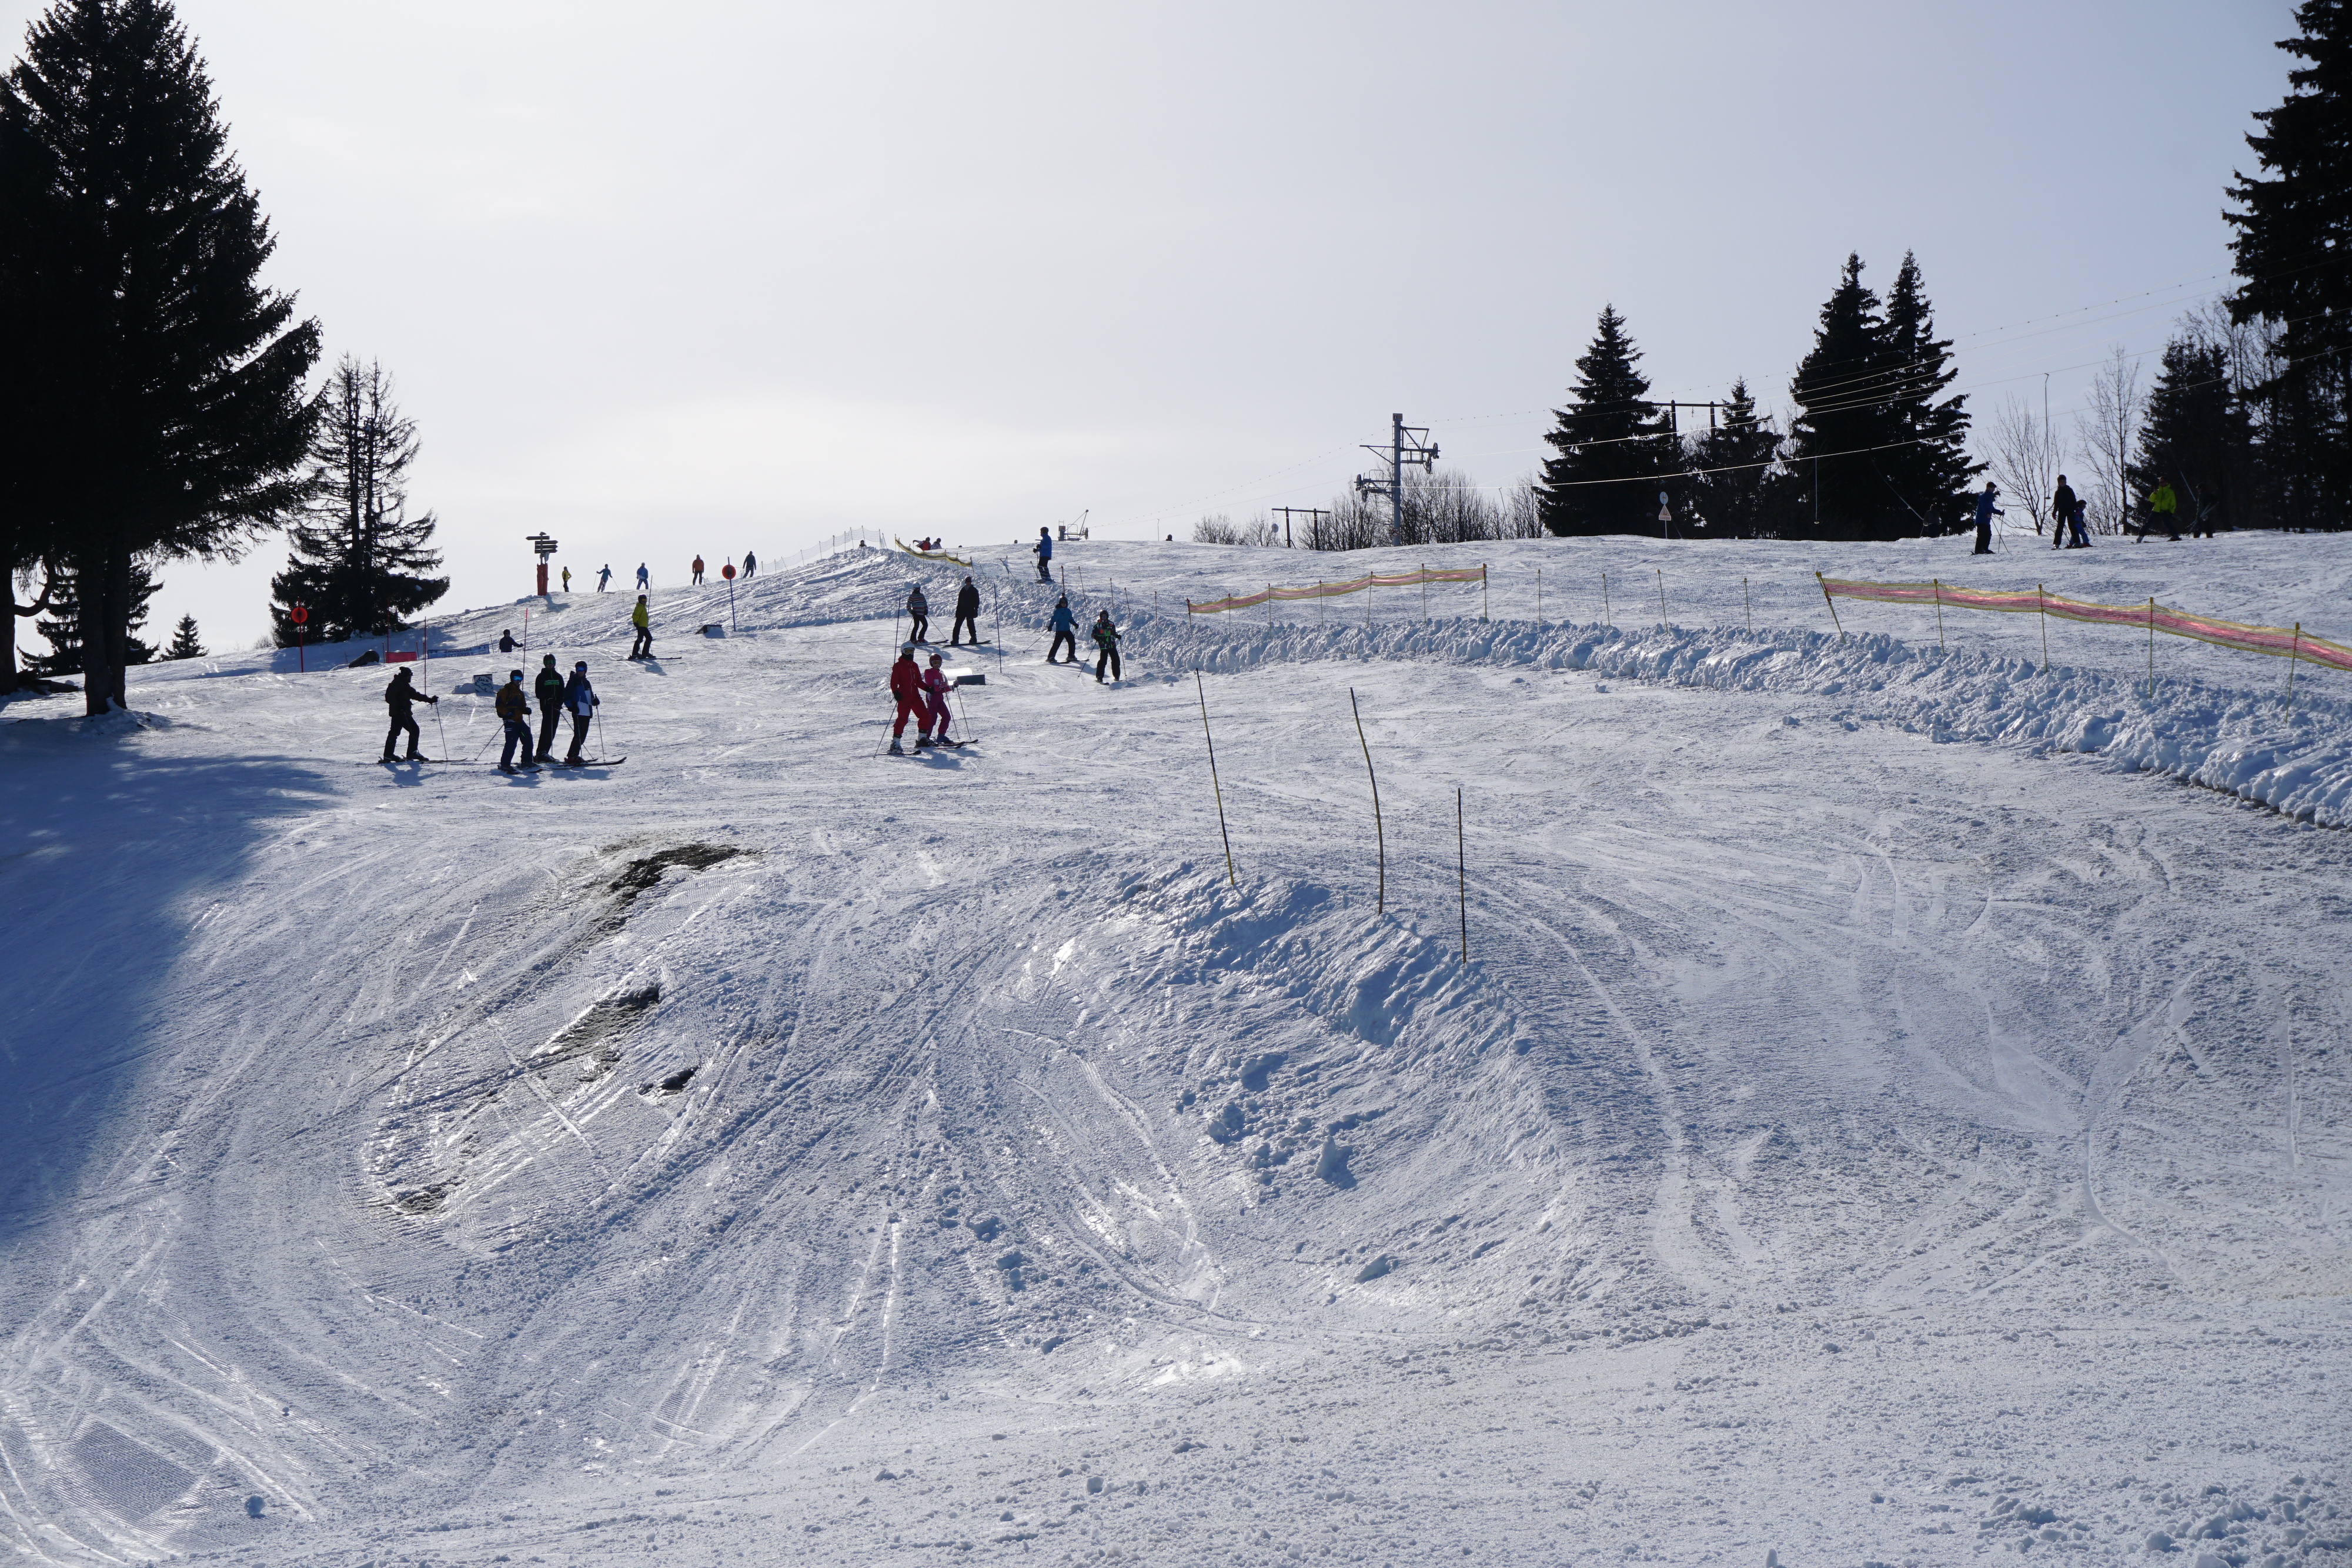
xmin=913 ymin=731 xmax=934 ymax=750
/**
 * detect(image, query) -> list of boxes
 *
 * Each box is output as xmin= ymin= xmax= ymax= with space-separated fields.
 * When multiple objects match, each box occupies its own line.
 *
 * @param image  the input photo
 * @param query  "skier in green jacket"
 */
xmin=2143 ymin=479 xmax=2180 ymax=542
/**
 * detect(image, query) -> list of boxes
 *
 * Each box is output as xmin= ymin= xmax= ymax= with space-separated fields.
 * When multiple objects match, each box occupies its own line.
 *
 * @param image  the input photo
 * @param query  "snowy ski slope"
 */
xmin=0 ymin=532 xmax=2346 ymax=1567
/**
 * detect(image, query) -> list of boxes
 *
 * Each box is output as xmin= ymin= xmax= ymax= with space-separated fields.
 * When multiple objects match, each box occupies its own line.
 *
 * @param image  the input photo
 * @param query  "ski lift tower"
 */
xmin=1355 ymin=413 xmax=1438 ymax=547
xmin=525 ymin=532 xmax=559 ymax=598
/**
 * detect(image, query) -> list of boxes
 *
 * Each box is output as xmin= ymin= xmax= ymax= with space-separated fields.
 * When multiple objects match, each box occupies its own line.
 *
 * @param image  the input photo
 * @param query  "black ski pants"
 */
xmin=629 ymin=628 xmax=653 ymax=658
xmin=384 ymin=712 xmax=420 ymax=758
xmin=1049 ymin=629 xmax=1076 ymax=663
xmin=1036 ymin=559 xmax=1052 ymax=581
xmin=1094 ymin=646 xmax=1121 ymax=682
xmin=1973 ymin=519 xmax=1992 ymax=554
xmin=536 ymin=699 xmax=561 ymax=757
xmin=566 ymin=713 xmax=592 ymax=762
xmin=908 ymin=611 xmax=930 ymax=642
xmin=950 ymin=612 xmax=978 ymax=644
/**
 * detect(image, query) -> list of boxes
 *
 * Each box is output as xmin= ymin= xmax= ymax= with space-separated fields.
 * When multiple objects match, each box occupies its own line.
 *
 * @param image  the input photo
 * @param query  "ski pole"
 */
xmin=596 ymin=708 xmax=609 ymax=761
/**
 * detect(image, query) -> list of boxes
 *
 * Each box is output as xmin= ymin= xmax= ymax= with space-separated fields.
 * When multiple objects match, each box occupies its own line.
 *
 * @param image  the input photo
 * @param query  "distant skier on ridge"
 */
xmin=1033 ymin=526 xmax=1054 ymax=583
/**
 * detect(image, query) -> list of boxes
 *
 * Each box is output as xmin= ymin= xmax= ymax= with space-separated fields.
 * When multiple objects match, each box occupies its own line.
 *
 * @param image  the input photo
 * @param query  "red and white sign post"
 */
xmin=290 ymin=605 xmax=309 ymax=671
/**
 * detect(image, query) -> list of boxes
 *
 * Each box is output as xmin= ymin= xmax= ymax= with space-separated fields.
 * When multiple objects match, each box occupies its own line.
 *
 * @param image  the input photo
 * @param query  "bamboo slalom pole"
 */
xmin=1480 ymin=564 xmax=1488 ymax=623
xmin=1602 ymin=573 xmax=1611 ymax=629
xmin=2288 ymin=623 xmax=2301 ymax=716
xmin=1536 ymin=567 xmax=1543 ymax=628
xmin=1655 ymin=569 xmax=1666 ymax=629
xmin=2146 ymin=597 xmax=2157 ymax=697
xmin=1455 ymin=787 xmax=1467 ymax=962
xmin=2037 ymin=584 xmax=2050 ymax=671
xmin=1196 ymin=671 xmax=1237 ymax=888
xmin=1816 ymin=571 xmax=1844 ymax=642
xmin=1350 ymin=687 xmax=1384 ymax=916
xmin=1932 ymin=579 xmax=1945 ymax=651
xmin=1743 ymin=577 xmax=1750 ymax=634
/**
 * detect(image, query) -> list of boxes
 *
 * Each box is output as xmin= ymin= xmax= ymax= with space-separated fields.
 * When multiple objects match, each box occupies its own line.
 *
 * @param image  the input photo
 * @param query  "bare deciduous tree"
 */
xmin=2075 ymin=346 xmax=2144 ymax=536
xmin=1983 ymin=394 xmax=2064 ymax=535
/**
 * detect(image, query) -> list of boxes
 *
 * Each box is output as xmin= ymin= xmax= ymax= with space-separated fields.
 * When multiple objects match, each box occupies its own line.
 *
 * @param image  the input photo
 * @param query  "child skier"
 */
xmin=1091 ymin=609 xmax=1122 ymax=683
xmin=1047 ymin=596 xmax=1077 ymax=663
xmin=920 ymin=652 xmax=956 ymax=744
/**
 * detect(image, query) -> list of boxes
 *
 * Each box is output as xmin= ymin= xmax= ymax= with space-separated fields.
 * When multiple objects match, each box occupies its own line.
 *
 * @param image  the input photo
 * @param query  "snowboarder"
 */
xmin=561 ymin=566 xmax=572 ymax=592
xmin=533 ymin=654 xmax=566 ymax=760
xmin=597 ymin=563 xmax=612 ymax=592
xmin=629 ymin=594 xmax=653 ymax=660
xmin=906 ymin=584 xmax=931 ymax=643
xmin=1033 ymin=526 xmax=1054 ymax=582
xmin=495 ymin=672 xmax=538 ymax=773
xmin=2049 ymin=476 xmax=2078 ymax=551
xmin=887 ymin=643 xmax=927 ymax=754
xmin=1972 ymin=484 xmax=2003 ymax=556
xmin=560 ymin=660 xmax=599 ymax=764
xmin=742 ymin=550 xmax=757 ymax=578
xmin=2143 ymin=479 xmax=2180 ymax=542
xmin=380 ymin=667 xmax=437 ymax=761
xmin=951 ymin=576 xmax=981 ymax=645
xmin=499 ymin=628 xmax=517 ymax=653
xmin=636 ymin=562 xmax=650 ymax=591
xmin=921 ymin=652 xmax=955 ymax=741
xmin=1091 ymin=610 xmax=1122 ymax=683
xmin=1047 ymin=596 xmax=1077 ymax=663
xmin=691 ymin=554 xmax=706 ymax=585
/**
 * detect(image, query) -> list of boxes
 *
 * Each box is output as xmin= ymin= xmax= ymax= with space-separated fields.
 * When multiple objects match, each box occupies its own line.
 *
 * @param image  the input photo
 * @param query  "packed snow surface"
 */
xmin=1 ymin=531 xmax=2347 ymax=1567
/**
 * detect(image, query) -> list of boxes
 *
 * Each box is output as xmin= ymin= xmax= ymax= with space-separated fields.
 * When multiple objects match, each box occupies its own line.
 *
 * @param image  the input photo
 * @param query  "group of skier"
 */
xmin=379 ymin=654 xmax=601 ymax=772
xmin=1973 ymin=473 xmax=2199 ymax=554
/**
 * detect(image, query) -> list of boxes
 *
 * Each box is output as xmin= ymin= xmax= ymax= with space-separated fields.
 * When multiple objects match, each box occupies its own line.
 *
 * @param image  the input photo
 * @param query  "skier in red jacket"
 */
xmin=887 ymin=644 xmax=927 ymax=755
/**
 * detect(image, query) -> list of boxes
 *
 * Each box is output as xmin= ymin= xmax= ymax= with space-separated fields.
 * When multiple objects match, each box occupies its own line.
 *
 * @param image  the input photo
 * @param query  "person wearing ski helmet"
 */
xmin=495 ymin=671 xmax=538 ymax=773
xmin=1047 ymin=595 xmax=1077 ymax=664
xmin=1090 ymin=609 xmax=1122 ymax=683
xmin=380 ymin=666 xmax=437 ymax=761
xmin=629 ymin=594 xmax=653 ymax=659
xmin=951 ymin=576 xmax=981 ymax=645
xmin=919 ymin=651 xmax=956 ymax=743
xmin=906 ymin=583 xmax=930 ymax=643
xmin=887 ymin=643 xmax=927 ymax=753
xmin=560 ymin=660 xmax=599 ymax=764
xmin=533 ymin=654 xmax=566 ymax=760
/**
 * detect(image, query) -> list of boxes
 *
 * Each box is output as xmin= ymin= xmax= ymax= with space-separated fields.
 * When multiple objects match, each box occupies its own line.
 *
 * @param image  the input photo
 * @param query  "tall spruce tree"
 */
xmin=1536 ymin=306 xmax=1677 ymax=536
xmin=270 ymin=356 xmax=447 ymax=646
xmin=1876 ymin=252 xmax=1978 ymax=533
xmin=0 ymin=0 xmax=320 ymax=715
xmin=2226 ymin=0 xmax=2350 ymax=531
xmin=1785 ymin=255 xmax=1900 ymax=540
xmin=163 ymin=612 xmax=203 ymax=659
xmin=2128 ymin=335 xmax=2258 ymax=533
xmin=1683 ymin=378 xmax=1783 ymax=538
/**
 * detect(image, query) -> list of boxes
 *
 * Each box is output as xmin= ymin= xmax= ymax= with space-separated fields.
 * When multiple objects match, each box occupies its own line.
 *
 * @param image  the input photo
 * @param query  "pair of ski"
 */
xmin=370 ymin=757 xmax=627 ymax=768
xmin=888 ymin=740 xmax=970 ymax=755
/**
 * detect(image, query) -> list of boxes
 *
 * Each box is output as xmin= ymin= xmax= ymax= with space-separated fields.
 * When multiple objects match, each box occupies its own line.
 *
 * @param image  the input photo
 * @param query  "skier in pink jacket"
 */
xmin=920 ymin=653 xmax=955 ymax=743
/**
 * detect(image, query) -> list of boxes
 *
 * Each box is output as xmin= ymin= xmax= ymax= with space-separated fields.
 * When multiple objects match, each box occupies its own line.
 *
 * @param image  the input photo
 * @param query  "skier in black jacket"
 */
xmin=2049 ymin=477 xmax=2079 ymax=551
xmin=559 ymin=661 xmax=599 ymax=764
xmin=381 ymin=667 xmax=437 ymax=761
xmin=951 ymin=576 xmax=981 ymax=644
xmin=533 ymin=654 xmax=566 ymax=760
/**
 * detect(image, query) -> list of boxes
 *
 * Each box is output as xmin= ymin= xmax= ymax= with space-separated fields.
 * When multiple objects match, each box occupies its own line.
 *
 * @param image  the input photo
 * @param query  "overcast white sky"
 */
xmin=8 ymin=0 xmax=2302 ymax=651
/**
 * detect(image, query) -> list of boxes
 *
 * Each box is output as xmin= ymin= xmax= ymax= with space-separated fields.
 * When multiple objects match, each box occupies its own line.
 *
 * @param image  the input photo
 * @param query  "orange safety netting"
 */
xmin=1818 ymin=576 xmax=2352 ymax=673
xmin=1187 ymin=564 xmax=1487 ymax=616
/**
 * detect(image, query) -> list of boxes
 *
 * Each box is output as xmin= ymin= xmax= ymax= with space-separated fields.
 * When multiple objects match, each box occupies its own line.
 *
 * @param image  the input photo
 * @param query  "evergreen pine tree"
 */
xmin=269 ymin=356 xmax=448 ymax=646
xmin=1876 ymin=252 xmax=1979 ymax=534
xmin=1683 ymin=379 xmax=1784 ymax=538
xmin=1536 ymin=306 xmax=1676 ymax=536
xmin=1785 ymin=255 xmax=1903 ymax=540
xmin=164 ymin=612 xmax=203 ymax=659
xmin=0 ymin=0 xmax=320 ymax=714
xmin=2127 ymin=335 xmax=2257 ymax=533
xmin=2226 ymin=0 xmax=2350 ymax=531
xmin=32 ymin=556 xmax=157 ymax=676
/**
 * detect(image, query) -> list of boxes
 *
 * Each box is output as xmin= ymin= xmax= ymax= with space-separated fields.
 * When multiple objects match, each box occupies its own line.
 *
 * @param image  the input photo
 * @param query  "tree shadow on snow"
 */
xmin=0 ymin=724 xmax=329 ymax=1236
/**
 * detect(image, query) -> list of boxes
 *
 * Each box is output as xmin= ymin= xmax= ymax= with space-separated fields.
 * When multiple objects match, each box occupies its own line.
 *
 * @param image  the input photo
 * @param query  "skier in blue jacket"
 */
xmin=559 ymin=661 xmax=599 ymax=764
xmin=1972 ymin=484 xmax=2003 ymax=556
xmin=1033 ymin=526 xmax=1054 ymax=582
xmin=1047 ymin=596 xmax=1077 ymax=663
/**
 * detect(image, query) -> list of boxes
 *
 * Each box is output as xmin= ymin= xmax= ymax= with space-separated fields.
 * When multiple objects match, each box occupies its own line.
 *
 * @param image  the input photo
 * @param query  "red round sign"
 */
xmin=721 ymin=564 xmax=736 ymax=580
xmin=289 ymin=606 xmax=309 ymax=626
